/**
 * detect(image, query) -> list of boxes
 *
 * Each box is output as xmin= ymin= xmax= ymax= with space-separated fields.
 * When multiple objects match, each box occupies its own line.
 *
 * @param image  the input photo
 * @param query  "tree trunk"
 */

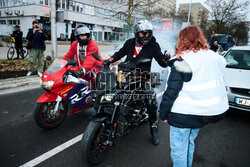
xmin=127 ymin=0 xmax=133 ymax=38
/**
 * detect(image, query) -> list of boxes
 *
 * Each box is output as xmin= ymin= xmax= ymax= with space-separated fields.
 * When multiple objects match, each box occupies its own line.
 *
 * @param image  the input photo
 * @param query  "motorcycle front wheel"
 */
xmin=81 ymin=121 xmax=111 ymax=165
xmin=33 ymin=102 xmax=68 ymax=130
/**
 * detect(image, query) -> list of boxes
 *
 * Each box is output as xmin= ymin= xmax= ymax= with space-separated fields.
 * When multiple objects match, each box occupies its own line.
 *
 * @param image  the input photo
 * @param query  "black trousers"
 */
xmin=144 ymin=90 xmax=158 ymax=126
xmin=15 ymin=43 xmax=24 ymax=58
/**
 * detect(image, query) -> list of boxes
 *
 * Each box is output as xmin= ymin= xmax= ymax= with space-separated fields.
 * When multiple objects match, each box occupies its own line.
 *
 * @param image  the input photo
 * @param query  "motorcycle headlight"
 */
xmin=100 ymin=94 xmax=115 ymax=103
xmin=41 ymin=80 xmax=54 ymax=90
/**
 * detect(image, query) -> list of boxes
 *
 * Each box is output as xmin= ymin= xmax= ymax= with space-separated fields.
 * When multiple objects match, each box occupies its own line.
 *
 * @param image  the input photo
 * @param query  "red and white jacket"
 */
xmin=63 ymin=39 xmax=102 ymax=74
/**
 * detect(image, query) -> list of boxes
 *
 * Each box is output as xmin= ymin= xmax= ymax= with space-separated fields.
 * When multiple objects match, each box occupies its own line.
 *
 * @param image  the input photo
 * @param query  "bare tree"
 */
xmin=206 ymin=0 xmax=249 ymax=33
xmin=232 ymin=22 xmax=249 ymax=45
xmin=197 ymin=9 xmax=209 ymax=35
xmin=99 ymin=0 xmax=164 ymax=29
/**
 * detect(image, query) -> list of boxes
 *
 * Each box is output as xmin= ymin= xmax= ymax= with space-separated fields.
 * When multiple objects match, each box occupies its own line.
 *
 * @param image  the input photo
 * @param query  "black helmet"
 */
xmin=134 ymin=20 xmax=153 ymax=45
xmin=15 ymin=25 xmax=20 ymax=29
xmin=75 ymin=24 xmax=91 ymax=45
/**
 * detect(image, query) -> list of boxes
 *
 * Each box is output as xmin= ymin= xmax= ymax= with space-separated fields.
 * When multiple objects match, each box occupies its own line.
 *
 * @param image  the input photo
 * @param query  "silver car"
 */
xmin=224 ymin=46 xmax=250 ymax=111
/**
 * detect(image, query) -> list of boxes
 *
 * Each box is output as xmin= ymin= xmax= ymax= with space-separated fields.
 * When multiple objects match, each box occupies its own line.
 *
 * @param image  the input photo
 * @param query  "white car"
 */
xmin=223 ymin=46 xmax=250 ymax=111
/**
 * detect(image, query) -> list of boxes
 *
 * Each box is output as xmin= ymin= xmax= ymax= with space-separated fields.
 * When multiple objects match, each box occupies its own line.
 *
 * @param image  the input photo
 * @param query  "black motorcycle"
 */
xmin=81 ymin=54 xmax=160 ymax=165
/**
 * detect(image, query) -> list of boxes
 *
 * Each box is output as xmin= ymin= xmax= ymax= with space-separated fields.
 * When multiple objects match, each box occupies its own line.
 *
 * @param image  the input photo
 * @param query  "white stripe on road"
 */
xmin=19 ymin=91 xmax=165 ymax=167
xmin=19 ymin=134 xmax=83 ymax=167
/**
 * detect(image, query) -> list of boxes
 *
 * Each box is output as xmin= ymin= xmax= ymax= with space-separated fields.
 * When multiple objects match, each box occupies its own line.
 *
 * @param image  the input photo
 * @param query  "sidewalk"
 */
xmin=0 ymin=75 xmax=40 ymax=95
xmin=0 ymin=41 xmax=119 ymax=93
xmin=0 ymin=41 xmax=118 ymax=60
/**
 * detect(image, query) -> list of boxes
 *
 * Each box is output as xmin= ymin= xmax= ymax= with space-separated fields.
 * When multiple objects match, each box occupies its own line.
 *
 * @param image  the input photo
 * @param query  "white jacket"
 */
xmin=171 ymin=49 xmax=229 ymax=116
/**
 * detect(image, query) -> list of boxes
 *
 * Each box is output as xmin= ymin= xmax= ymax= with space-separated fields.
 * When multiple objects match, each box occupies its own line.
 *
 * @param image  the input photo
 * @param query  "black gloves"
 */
xmin=163 ymin=50 xmax=171 ymax=63
xmin=75 ymin=68 xmax=86 ymax=77
xmin=102 ymin=59 xmax=112 ymax=66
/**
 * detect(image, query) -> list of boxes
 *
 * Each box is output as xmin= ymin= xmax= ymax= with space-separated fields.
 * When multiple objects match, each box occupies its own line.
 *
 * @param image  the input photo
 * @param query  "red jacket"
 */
xmin=63 ymin=39 xmax=102 ymax=74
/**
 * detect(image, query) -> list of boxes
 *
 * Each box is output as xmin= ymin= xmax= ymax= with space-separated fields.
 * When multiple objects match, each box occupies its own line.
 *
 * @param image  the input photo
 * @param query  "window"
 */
xmin=8 ymin=20 xmax=12 ymax=25
xmin=40 ymin=0 xmax=44 ymax=5
xmin=1 ymin=0 xmax=6 ymax=7
xmin=85 ymin=5 xmax=94 ymax=15
xmin=76 ymin=5 xmax=79 ymax=12
xmin=7 ymin=0 xmax=15 ymax=6
xmin=225 ymin=50 xmax=250 ymax=70
xmin=66 ymin=0 xmax=69 ymax=9
xmin=7 ymin=20 xmax=20 ymax=25
xmin=0 ymin=20 xmax=7 ymax=25
xmin=62 ymin=0 xmax=65 ymax=9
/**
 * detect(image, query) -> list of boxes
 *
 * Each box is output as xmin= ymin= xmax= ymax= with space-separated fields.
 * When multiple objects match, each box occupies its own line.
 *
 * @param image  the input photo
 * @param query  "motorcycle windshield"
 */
xmin=46 ymin=59 xmax=68 ymax=74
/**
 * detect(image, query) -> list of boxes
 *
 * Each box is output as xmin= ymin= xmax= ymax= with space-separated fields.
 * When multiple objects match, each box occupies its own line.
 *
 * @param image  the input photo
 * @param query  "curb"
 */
xmin=0 ymin=75 xmax=40 ymax=90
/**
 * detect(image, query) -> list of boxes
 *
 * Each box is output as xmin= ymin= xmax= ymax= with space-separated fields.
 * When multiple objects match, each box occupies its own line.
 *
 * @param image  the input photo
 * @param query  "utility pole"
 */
xmin=51 ymin=0 xmax=57 ymax=59
xmin=187 ymin=0 xmax=192 ymax=24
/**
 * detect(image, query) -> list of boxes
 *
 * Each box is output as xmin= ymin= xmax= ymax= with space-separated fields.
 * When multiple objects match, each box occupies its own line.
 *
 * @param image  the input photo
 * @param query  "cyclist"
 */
xmin=11 ymin=25 xmax=24 ymax=59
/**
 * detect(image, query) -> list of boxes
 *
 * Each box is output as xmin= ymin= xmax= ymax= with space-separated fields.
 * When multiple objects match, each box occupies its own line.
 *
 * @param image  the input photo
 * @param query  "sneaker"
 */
xmin=38 ymin=71 xmax=43 ymax=77
xmin=26 ymin=71 xmax=32 ymax=76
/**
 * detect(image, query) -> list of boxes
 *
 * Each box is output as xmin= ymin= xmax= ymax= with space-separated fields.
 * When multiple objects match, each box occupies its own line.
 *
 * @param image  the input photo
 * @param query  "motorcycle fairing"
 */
xmin=66 ymin=83 xmax=91 ymax=109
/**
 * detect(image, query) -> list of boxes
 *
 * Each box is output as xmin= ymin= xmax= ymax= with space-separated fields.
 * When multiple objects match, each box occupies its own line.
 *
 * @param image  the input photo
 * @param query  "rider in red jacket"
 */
xmin=63 ymin=25 xmax=102 ymax=76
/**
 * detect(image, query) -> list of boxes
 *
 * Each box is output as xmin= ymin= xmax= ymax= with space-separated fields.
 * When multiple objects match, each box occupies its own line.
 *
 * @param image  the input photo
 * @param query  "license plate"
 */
xmin=235 ymin=98 xmax=250 ymax=106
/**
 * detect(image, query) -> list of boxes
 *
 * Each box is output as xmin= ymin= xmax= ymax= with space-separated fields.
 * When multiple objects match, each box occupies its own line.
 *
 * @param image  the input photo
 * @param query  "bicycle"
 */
xmin=7 ymin=44 xmax=29 ymax=60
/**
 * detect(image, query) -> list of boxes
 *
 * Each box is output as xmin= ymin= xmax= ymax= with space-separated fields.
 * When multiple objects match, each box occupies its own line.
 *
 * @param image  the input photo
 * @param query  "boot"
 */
xmin=150 ymin=123 xmax=160 ymax=145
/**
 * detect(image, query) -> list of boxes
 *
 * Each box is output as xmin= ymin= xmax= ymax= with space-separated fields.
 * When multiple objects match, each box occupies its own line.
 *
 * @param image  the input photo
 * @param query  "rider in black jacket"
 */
xmin=11 ymin=25 xmax=24 ymax=59
xmin=104 ymin=20 xmax=170 ymax=145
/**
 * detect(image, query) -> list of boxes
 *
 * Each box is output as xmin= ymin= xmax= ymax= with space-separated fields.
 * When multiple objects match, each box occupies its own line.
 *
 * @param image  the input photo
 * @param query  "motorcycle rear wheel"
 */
xmin=81 ymin=121 xmax=111 ymax=165
xmin=33 ymin=102 xmax=68 ymax=130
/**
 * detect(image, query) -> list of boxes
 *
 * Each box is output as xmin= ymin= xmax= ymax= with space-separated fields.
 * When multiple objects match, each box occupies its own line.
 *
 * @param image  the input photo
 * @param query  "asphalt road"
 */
xmin=0 ymin=88 xmax=250 ymax=167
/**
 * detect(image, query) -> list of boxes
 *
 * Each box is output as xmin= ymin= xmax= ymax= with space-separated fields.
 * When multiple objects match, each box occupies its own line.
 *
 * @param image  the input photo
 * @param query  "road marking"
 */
xmin=19 ymin=134 xmax=83 ymax=167
xmin=19 ymin=91 xmax=165 ymax=167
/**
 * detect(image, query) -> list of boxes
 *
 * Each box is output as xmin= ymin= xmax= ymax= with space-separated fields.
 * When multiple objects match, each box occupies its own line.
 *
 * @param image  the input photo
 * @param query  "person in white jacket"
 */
xmin=159 ymin=25 xmax=229 ymax=167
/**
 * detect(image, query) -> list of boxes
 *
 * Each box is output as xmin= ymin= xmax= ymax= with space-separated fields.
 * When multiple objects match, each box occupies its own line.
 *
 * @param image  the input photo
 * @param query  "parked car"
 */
xmin=223 ymin=46 xmax=250 ymax=111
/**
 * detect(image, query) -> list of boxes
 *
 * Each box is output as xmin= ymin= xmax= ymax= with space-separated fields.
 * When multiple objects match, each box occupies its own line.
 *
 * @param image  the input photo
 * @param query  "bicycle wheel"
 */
xmin=22 ymin=47 xmax=29 ymax=59
xmin=6 ymin=37 xmax=12 ymax=47
xmin=7 ymin=47 xmax=15 ymax=60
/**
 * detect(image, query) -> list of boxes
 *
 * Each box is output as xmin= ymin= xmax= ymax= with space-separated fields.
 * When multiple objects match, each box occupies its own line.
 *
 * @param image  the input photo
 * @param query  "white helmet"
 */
xmin=75 ymin=24 xmax=91 ymax=45
xmin=134 ymin=20 xmax=153 ymax=34
xmin=134 ymin=20 xmax=153 ymax=45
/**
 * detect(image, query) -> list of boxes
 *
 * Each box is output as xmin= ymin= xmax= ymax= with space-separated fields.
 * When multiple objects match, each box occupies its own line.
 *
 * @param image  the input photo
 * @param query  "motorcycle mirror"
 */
xmin=91 ymin=53 xmax=101 ymax=61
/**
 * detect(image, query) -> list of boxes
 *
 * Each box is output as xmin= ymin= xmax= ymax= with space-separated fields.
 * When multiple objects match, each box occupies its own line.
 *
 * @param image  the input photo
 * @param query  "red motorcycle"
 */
xmin=33 ymin=58 xmax=96 ymax=130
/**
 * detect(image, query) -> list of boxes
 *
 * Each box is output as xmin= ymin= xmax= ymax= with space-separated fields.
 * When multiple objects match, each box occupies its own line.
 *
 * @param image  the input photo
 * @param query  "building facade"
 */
xmin=153 ymin=0 xmax=176 ymax=14
xmin=179 ymin=2 xmax=209 ymax=26
xmin=0 ymin=0 xmax=143 ymax=41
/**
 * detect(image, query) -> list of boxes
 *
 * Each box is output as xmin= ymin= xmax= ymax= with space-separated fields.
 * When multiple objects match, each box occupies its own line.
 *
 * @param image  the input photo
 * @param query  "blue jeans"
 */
xmin=170 ymin=126 xmax=200 ymax=167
